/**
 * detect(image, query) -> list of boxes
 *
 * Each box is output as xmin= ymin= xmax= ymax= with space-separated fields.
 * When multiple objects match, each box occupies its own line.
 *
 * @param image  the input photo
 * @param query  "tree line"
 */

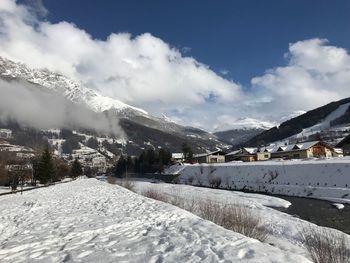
xmin=113 ymin=148 xmax=172 ymax=177
xmin=0 ymin=148 xmax=83 ymax=191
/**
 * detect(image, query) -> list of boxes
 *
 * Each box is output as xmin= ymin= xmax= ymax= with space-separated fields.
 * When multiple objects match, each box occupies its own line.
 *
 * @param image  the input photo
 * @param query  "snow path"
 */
xmin=0 ymin=179 xmax=311 ymax=262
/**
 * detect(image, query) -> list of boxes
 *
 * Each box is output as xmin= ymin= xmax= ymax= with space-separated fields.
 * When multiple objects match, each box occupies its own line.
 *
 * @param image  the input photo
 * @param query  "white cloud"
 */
xmin=181 ymin=46 xmax=192 ymax=54
xmin=251 ymin=39 xmax=350 ymax=117
xmin=220 ymin=69 xmax=230 ymax=75
xmin=0 ymin=0 xmax=242 ymax=130
xmin=1 ymin=1 xmax=350 ymax=132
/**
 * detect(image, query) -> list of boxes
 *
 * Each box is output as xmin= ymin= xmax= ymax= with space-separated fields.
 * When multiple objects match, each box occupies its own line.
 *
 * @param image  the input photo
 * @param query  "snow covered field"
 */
xmin=166 ymin=158 xmax=350 ymax=203
xmin=0 ymin=179 xmax=313 ymax=262
xmin=133 ymin=180 xmax=350 ymax=259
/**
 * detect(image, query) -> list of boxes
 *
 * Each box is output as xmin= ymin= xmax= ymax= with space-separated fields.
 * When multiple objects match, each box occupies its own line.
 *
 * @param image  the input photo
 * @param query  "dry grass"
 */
xmin=108 ymin=176 xmax=136 ymax=192
xmin=301 ymin=226 xmax=350 ymax=263
xmin=107 ymin=176 xmax=116 ymax=184
xmin=118 ymin=178 xmax=135 ymax=192
xmin=142 ymin=188 xmax=169 ymax=202
xmin=141 ymin=188 xmax=269 ymax=242
xmin=198 ymin=200 xmax=268 ymax=242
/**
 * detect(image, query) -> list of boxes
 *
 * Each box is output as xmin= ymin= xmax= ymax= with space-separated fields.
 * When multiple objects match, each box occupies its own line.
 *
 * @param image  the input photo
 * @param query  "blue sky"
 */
xmin=42 ymin=0 xmax=350 ymax=87
xmin=2 ymin=0 xmax=350 ymax=131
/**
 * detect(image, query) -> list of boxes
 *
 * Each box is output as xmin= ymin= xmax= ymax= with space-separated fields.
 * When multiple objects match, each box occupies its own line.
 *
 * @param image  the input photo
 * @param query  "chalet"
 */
xmin=225 ymin=148 xmax=257 ymax=162
xmin=194 ymin=150 xmax=226 ymax=163
xmin=332 ymin=148 xmax=344 ymax=157
xmin=336 ymin=135 xmax=350 ymax=156
xmin=226 ymin=141 xmax=337 ymax=162
xmin=270 ymin=141 xmax=334 ymax=159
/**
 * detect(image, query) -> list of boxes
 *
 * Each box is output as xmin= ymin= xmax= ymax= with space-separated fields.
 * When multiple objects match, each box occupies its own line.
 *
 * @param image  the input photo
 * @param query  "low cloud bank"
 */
xmin=0 ymin=79 xmax=123 ymax=136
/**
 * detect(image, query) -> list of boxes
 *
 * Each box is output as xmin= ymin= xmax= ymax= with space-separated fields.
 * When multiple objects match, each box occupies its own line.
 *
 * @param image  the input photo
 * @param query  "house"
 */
xmin=70 ymin=145 xmax=109 ymax=173
xmin=332 ymin=148 xmax=344 ymax=157
xmin=336 ymin=135 xmax=350 ymax=155
xmin=226 ymin=140 xmax=337 ymax=162
xmin=225 ymin=148 xmax=258 ymax=162
xmin=171 ymin=153 xmax=184 ymax=162
xmin=270 ymin=141 xmax=334 ymax=159
xmin=0 ymin=143 xmax=35 ymax=159
xmin=194 ymin=150 xmax=226 ymax=163
xmin=0 ymin=129 xmax=12 ymax=139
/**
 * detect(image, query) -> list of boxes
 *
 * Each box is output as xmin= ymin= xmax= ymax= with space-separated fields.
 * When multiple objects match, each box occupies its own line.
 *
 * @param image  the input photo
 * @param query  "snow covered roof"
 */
xmin=242 ymin=148 xmax=258 ymax=154
xmin=172 ymin=153 xmax=184 ymax=159
xmin=294 ymin=141 xmax=320 ymax=150
xmin=194 ymin=150 xmax=225 ymax=158
xmin=225 ymin=150 xmax=241 ymax=156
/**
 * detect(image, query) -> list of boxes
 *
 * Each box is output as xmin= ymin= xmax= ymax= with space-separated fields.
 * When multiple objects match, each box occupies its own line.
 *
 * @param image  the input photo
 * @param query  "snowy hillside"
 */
xmin=214 ymin=117 xmax=275 ymax=133
xmin=0 ymin=179 xmax=310 ymax=262
xmin=245 ymin=98 xmax=350 ymax=147
xmin=165 ymin=158 xmax=350 ymax=203
xmin=290 ymin=102 xmax=350 ymax=143
xmin=0 ymin=56 xmax=148 ymax=116
xmin=0 ymin=56 xmax=227 ymax=152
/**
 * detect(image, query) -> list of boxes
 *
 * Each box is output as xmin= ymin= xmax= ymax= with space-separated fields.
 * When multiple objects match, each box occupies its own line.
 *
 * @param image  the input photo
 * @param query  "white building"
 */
xmin=0 ymin=129 xmax=12 ymax=139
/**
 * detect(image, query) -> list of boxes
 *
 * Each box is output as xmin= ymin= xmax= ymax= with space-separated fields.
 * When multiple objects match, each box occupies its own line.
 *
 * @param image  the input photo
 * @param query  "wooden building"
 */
xmin=194 ymin=151 xmax=226 ymax=163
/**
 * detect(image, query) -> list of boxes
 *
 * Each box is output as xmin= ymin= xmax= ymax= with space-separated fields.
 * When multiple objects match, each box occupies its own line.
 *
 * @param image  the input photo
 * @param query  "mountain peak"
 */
xmin=0 ymin=56 xmax=148 ymax=116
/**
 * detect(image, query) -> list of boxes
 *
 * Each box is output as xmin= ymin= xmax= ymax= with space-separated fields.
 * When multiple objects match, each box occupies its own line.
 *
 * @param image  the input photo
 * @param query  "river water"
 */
xmin=271 ymin=195 xmax=350 ymax=234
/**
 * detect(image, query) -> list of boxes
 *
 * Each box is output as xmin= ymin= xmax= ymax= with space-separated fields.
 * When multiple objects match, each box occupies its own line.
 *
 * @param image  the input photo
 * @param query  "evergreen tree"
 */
xmin=70 ymin=159 xmax=83 ymax=179
xmin=86 ymin=137 xmax=99 ymax=149
xmin=182 ymin=143 xmax=193 ymax=163
xmin=114 ymin=155 xmax=127 ymax=177
xmin=36 ymin=148 xmax=56 ymax=184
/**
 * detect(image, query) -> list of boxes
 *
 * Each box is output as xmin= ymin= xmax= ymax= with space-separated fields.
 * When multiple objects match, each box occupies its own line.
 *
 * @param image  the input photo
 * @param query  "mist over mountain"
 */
xmin=0 ymin=56 xmax=227 ymax=153
xmin=0 ymin=78 xmax=122 ymax=136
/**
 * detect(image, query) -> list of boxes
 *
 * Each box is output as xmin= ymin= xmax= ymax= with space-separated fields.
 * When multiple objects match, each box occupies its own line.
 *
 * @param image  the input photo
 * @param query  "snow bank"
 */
xmin=133 ymin=181 xmax=350 ymax=258
xmin=166 ymin=159 xmax=350 ymax=203
xmin=0 ymin=179 xmax=311 ymax=262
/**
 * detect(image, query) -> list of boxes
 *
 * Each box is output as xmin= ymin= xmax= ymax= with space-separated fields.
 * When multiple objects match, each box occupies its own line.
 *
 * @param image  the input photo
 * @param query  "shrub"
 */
xmin=107 ymin=176 xmax=116 ymax=184
xmin=209 ymin=176 xmax=222 ymax=188
xmin=197 ymin=201 xmax=268 ymax=242
xmin=301 ymin=226 xmax=350 ymax=263
xmin=142 ymin=188 xmax=169 ymax=203
xmin=219 ymin=204 xmax=269 ymax=242
xmin=141 ymin=188 xmax=269 ymax=242
xmin=117 ymin=178 xmax=135 ymax=192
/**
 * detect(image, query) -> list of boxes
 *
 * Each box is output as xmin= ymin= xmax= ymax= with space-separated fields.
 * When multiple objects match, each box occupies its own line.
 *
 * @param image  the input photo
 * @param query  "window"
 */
xmin=264 ymin=154 xmax=269 ymax=158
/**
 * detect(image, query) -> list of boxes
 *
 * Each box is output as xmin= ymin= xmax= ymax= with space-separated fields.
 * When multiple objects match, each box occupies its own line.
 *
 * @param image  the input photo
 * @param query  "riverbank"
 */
xmin=164 ymin=159 xmax=350 ymax=203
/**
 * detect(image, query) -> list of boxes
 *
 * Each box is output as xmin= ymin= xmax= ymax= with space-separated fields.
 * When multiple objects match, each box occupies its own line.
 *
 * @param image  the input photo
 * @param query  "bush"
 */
xmin=301 ymin=226 xmax=350 ymax=263
xmin=107 ymin=176 xmax=116 ymax=184
xmin=117 ymin=178 xmax=135 ymax=192
xmin=197 ymin=201 xmax=268 ymax=242
xmin=141 ymin=188 xmax=269 ymax=242
xmin=142 ymin=188 xmax=169 ymax=203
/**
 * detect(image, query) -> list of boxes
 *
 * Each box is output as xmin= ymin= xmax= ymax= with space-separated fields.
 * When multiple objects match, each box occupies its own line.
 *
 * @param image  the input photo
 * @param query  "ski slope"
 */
xmin=0 ymin=179 xmax=311 ymax=263
xmin=295 ymin=102 xmax=350 ymax=139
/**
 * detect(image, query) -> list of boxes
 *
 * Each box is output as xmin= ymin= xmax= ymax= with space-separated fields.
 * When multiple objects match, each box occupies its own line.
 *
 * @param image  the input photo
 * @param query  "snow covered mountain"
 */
xmin=0 ymin=56 xmax=227 ymax=153
xmin=245 ymin=98 xmax=350 ymax=147
xmin=213 ymin=118 xmax=275 ymax=146
xmin=0 ymin=56 xmax=148 ymax=116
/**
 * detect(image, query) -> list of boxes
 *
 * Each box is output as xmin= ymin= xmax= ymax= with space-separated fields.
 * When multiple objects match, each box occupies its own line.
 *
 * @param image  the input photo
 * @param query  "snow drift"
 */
xmin=0 ymin=179 xmax=310 ymax=262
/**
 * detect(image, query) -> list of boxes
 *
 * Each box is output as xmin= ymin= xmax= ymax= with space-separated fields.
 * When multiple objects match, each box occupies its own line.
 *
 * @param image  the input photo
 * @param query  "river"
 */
xmin=271 ymin=195 xmax=350 ymax=234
